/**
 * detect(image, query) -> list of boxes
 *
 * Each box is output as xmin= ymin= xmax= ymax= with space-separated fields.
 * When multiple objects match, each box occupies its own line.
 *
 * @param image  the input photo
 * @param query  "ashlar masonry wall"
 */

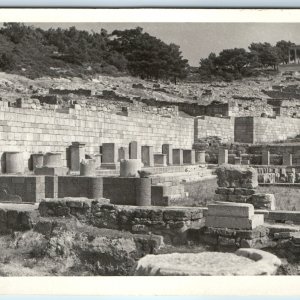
xmin=195 ymin=116 xmax=234 ymax=143
xmin=0 ymin=104 xmax=194 ymax=168
xmin=253 ymin=117 xmax=300 ymax=143
xmin=235 ymin=116 xmax=300 ymax=143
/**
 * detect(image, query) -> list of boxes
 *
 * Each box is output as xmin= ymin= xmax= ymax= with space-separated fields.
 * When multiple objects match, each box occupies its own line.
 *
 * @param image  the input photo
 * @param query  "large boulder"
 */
xmin=134 ymin=248 xmax=281 ymax=275
xmin=216 ymin=164 xmax=258 ymax=189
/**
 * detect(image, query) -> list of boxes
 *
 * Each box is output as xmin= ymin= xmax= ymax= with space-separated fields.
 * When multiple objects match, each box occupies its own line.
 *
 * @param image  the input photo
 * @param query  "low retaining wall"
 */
xmin=38 ymin=198 xmax=206 ymax=244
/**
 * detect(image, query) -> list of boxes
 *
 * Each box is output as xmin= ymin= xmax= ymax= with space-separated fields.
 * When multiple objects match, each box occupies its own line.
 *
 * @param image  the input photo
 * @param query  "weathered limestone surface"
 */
xmin=141 ymin=146 xmax=154 ymax=167
xmin=80 ymin=159 xmax=96 ymax=176
xmin=162 ymin=144 xmax=173 ymax=165
xmin=173 ymin=149 xmax=183 ymax=165
xmin=205 ymin=214 xmax=264 ymax=230
xmin=208 ymin=202 xmax=254 ymax=218
xmin=248 ymin=193 xmax=275 ymax=210
xmin=134 ymin=248 xmax=281 ymax=275
xmin=102 ymin=143 xmax=118 ymax=164
xmin=31 ymin=153 xmax=44 ymax=171
xmin=129 ymin=141 xmax=141 ymax=159
xmin=216 ymin=164 xmax=258 ymax=189
xmin=120 ymin=159 xmax=142 ymax=177
xmin=5 ymin=152 xmax=24 ymax=174
xmin=154 ymin=154 xmax=167 ymax=166
xmin=70 ymin=142 xmax=85 ymax=172
xmin=39 ymin=199 xmax=205 ymax=244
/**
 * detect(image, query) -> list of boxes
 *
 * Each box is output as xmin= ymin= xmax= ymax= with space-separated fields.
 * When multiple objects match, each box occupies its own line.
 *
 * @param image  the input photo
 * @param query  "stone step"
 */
xmin=208 ymin=202 xmax=255 ymax=218
xmin=205 ymin=214 xmax=264 ymax=230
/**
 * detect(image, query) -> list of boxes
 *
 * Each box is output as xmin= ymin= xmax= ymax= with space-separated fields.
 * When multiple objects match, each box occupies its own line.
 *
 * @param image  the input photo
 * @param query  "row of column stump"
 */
xmin=218 ymin=148 xmax=295 ymax=166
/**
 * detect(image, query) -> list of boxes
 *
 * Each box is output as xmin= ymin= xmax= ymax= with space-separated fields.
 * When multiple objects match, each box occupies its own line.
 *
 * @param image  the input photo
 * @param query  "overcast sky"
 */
xmin=29 ymin=23 xmax=300 ymax=66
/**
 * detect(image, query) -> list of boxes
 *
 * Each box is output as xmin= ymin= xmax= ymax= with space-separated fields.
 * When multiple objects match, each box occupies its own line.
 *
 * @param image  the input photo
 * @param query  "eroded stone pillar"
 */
xmin=5 ymin=152 xmax=24 ymax=174
xmin=88 ymin=177 xmax=103 ymax=199
xmin=173 ymin=149 xmax=183 ymax=165
xmin=118 ymin=147 xmax=129 ymax=161
xmin=162 ymin=144 xmax=173 ymax=165
xmin=70 ymin=142 xmax=85 ymax=172
xmin=141 ymin=146 xmax=154 ymax=167
xmin=136 ymin=177 xmax=151 ymax=206
xmin=218 ymin=148 xmax=228 ymax=165
xmin=120 ymin=159 xmax=142 ymax=177
xmin=80 ymin=159 xmax=96 ymax=176
xmin=129 ymin=141 xmax=141 ymax=159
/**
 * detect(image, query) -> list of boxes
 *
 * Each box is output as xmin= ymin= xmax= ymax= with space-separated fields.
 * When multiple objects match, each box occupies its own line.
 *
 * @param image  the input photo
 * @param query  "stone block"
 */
xmin=34 ymin=166 xmax=68 ymax=176
xmin=208 ymin=202 xmax=255 ymax=218
xmin=215 ymin=187 xmax=235 ymax=195
xmin=43 ymin=152 xmax=63 ymax=167
xmin=233 ymin=188 xmax=256 ymax=196
xmin=154 ymin=154 xmax=167 ymax=166
xmin=162 ymin=144 xmax=173 ymax=165
xmin=80 ymin=159 xmax=96 ymax=176
xmin=118 ymin=147 xmax=129 ymax=161
xmin=173 ymin=149 xmax=183 ymax=165
xmin=248 ymin=193 xmax=276 ymax=210
xmin=183 ymin=150 xmax=195 ymax=165
xmin=227 ymin=195 xmax=250 ymax=203
xmin=205 ymin=214 xmax=264 ymax=230
xmin=268 ymin=211 xmax=300 ymax=223
xmin=213 ymin=194 xmax=228 ymax=202
xmin=102 ymin=143 xmax=118 ymax=164
xmin=5 ymin=152 xmax=24 ymax=174
xmin=70 ymin=142 xmax=85 ymax=172
xmin=129 ymin=141 xmax=141 ymax=159
xmin=141 ymin=146 xmax=154 ymax=167
xmin=216 ymin=164 xmax=258 ymax=189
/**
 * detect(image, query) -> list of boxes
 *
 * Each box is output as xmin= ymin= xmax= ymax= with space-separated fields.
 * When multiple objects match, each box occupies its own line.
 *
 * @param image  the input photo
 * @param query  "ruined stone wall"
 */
xmin=228 ymin=100 xmax=274 ymax=117
xmin=234 ymin=116 xmax=300 ymax=143
xmin=195 ymin=116 xmax=235 ymax=143
xmin=253 ymin=117 xmax=300 ymax=143
xmin=0 ymin=104 xmax=194 ymax=168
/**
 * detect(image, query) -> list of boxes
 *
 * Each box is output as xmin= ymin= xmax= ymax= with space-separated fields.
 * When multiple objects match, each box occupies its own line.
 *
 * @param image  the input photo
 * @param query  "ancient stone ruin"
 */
xmin=2 ymin=64 xmax=300 ymax=277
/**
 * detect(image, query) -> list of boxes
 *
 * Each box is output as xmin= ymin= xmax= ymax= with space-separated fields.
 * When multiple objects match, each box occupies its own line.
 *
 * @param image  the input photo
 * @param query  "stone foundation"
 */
xmin=0 ymin=176 xmax=45 ymax=203
xmin=38 ymin=198 xmax=205 ymax=244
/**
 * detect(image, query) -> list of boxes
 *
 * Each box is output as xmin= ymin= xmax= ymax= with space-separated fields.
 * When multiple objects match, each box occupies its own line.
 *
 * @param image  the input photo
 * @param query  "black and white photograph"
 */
xmin=0 ymin=8 xmax=299 ymax=284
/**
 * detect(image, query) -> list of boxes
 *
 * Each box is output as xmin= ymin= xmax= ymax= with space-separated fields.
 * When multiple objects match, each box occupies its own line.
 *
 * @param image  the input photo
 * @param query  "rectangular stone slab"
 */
xmin=205 ymin=214 xmax=264 ymax=230
xmin=208 ymin=202 xmax=254 ymax=218
xmin=268 ymin=211 xmax=300 ymax=223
